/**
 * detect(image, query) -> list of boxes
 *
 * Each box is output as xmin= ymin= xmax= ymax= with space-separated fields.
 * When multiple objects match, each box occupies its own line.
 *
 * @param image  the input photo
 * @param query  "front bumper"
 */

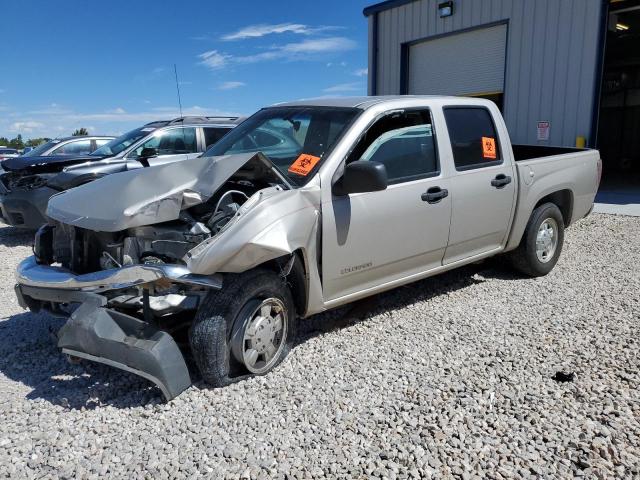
xmin=16 ymin=255 xmax=222 ymax=293
xmin=16 ymin=256 xmax=223 ymax=401
xmin=0 ymin=185 xmax=55 ymax=228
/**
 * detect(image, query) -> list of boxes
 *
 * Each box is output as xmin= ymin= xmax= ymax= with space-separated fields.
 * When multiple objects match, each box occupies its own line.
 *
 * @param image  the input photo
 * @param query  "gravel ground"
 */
xmin=0 ymin=214 xmax=638 ymax=479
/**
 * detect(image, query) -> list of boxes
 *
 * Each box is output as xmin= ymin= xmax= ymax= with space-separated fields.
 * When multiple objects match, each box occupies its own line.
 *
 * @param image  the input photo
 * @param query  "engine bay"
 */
xmin=35 ymin=171 xmax=287 ymax=275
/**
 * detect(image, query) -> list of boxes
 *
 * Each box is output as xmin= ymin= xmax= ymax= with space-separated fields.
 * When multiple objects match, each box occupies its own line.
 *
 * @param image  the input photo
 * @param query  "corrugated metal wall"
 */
xmin=369 ymin=0 xmax=604 ymax=146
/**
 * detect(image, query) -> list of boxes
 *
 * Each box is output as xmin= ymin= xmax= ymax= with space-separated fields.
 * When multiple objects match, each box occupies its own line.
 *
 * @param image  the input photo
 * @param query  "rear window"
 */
xmin=444 ymin=107 xmax=501 ymax=170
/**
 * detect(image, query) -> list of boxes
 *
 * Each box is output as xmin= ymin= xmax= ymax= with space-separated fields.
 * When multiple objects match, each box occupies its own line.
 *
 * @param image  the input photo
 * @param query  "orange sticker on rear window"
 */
xmin=288 ymin=153 xmax=321 ymax=176
xmin=482 ymin=137 xmax=497 ymax=159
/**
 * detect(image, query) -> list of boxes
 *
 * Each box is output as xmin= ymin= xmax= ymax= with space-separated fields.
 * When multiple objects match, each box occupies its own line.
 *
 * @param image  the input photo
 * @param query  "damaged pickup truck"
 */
xmin=15 ymin=97 xmax=601 ymax=400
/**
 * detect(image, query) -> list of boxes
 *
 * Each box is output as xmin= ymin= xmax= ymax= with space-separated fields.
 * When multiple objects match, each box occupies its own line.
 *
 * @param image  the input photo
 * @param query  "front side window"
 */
xmin=347 ymin=109 xmax=439 ymax=184
xmin=128 ymin=128 xmax=198 ymax=158
xmin=203 ymin=127 xmax=231 ymax=149
xmin=444 ymin=107 xmax=502 ymax=170
xmin=94 ymin=138 xmax=111 ymax=149
xmin=51 ymin=139 xmax=92 ymax=155
xmin=92 ymin=127 xmax=156 ymax=157
xmin=206 ymin=106 xmax=360 ymax=187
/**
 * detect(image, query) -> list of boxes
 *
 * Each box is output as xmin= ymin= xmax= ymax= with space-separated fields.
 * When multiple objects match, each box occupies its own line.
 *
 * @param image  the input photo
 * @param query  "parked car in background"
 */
xmin=13 ymin=96 xmax=601 ymax=400
xmin=19 ymin=136 xmax=115 ymax=158
xmin=0 ymin=116 xmax=242 ymax=228
xmin=0 ymin=148 xmax=20 ymax=160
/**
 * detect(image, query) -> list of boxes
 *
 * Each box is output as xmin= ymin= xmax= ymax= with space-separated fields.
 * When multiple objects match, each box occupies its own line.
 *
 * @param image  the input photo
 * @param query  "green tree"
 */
xmin=72 ymin=128 xmax=89 ymax=136
xmin=8 ymin=134 xmax=24 ymax=149
xmin=26 ymin=138 xmax=49 ymax=147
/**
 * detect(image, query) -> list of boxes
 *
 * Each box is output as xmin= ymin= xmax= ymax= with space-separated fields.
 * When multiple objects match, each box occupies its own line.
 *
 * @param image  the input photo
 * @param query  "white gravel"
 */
xmin=0 ymin=214 xmax=638 ymax=479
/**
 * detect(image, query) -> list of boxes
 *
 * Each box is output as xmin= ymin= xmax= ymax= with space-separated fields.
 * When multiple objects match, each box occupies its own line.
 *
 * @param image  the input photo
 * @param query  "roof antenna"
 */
xmin=174 ymin=63 xmax=184 ymax=120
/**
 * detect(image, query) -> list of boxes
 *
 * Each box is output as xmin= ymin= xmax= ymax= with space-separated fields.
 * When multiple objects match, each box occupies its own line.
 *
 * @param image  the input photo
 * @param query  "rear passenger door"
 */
xmin=442 ymin=106 xmax=516 ymax=264
xmin=322 ymin=109 xmax=452 ymax=301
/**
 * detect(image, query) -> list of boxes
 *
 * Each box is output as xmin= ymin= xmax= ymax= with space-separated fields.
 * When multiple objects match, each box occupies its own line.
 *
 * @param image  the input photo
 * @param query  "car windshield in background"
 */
xmin=205 ymin=106 xmax=360 ymax=186
xmin=22 ymin=141 xmax=57 ymax=156
xmin=91 ymin=127 xmax=152 ymax=157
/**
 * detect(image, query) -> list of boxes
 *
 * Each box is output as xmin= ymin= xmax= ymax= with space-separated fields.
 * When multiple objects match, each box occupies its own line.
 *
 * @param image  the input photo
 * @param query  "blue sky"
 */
xmin=0 ymin=0 xmax=372 ymax=139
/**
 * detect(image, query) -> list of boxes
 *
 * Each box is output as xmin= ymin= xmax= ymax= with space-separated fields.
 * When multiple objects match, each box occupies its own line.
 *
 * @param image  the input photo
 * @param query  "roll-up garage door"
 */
xmin=407 ymin=24 xmax=507 ymax=97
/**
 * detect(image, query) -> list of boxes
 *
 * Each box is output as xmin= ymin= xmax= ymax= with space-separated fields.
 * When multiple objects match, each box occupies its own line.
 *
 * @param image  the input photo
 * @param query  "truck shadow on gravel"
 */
xmin=294 ymin=259 xmax=519 ymax=347
xmin=0 ymin=260 xmax=519 ymax=409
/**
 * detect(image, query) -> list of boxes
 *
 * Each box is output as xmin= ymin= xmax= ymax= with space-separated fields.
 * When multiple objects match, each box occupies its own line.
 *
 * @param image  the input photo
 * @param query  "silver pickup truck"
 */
xmin=14 ymin=96 xmax=601 ymax=400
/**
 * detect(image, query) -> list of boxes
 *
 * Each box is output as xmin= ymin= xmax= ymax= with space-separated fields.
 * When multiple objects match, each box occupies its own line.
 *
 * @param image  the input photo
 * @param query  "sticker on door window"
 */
xmin=288 ymin=153 xmax=321 ymax=176
xmin=482 ymin=137 xmax=497 ymax=159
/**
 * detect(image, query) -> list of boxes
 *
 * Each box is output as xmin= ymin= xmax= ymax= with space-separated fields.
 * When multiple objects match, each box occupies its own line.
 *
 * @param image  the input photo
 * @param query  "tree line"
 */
xmin=0 ymin=128 xmax=90 ymax=149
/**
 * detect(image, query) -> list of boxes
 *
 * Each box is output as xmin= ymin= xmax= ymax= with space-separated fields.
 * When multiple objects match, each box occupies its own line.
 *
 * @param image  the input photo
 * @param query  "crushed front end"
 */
xmin=15 ymin=152 xmax=289 ymax=400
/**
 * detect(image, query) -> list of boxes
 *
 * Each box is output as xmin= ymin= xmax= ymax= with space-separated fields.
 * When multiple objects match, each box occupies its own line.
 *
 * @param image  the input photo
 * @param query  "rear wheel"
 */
xmin=509 ymin=202 xmax=565 ymax=277
xmin=189 ymin=270 xmax=295 ymax=387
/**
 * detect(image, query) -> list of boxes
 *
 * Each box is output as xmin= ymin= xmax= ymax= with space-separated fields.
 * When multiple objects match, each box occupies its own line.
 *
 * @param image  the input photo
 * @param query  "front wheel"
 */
xmin=509 ymin=202 xmax=565 ymax=277
xmin=189 ymin=269 xmax=296 ymax=387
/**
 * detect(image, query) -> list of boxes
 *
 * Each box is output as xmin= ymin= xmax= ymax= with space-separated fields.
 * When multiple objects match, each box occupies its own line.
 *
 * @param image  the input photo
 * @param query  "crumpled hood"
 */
xmin=46 ymin=152 xmax=277 ymax=232
xmin=1 ymin=154 xmax=108 ymax=173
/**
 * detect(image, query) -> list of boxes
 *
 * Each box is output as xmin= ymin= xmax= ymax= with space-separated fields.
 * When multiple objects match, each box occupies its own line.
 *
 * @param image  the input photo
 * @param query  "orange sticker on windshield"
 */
xmin=482 ymin=137 xmax=497 ymax=159
xmin=288 ymin=153 xmax=321 ymax=176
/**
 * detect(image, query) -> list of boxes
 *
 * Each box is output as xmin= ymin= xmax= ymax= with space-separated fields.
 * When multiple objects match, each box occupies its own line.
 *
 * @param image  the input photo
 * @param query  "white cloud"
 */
xmin=353 ymin=68 xmax=368 ymax=77
xmin=217 ymin=81 xmax=246 ymax=90
xmin=222 ymin=23 xmax=337 ymax=41
xmin=198 ymin=50 xmax=231 ymax=70
xmin=9 ymin=121 xmax=44 ymax=133
xmin=323 ymin=82 xmax=362 ymax=93
xmin=1 ymin=105 xmax=243 ymax=138
xmin=200 ymin=36 xmax=357 ymax=69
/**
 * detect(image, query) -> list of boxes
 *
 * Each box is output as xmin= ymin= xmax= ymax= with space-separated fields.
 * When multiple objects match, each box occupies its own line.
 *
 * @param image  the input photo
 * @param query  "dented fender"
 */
xmin=185 ymin=184 xmax=325 ymax=315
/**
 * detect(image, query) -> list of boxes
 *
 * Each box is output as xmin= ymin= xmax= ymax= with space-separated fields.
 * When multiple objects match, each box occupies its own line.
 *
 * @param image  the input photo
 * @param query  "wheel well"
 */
xmin=534 ymin=189 xmax=573 ymax=226
xmin=254 ymin=250 xmax=307 ymax=316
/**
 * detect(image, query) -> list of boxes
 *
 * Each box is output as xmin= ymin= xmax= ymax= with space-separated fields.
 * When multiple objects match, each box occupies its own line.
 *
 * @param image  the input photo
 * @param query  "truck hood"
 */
xmin=46 ymin=152 xmax=284 ymax=232
xmin=1 ymin=154 xmax=109 ymax=174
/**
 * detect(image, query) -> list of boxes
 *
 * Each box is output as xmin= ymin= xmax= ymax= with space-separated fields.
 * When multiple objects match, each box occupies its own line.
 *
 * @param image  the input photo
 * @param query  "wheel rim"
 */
xmin=535 ymin=218 xmax=559 ymax=263
xmin=236 ymin=298 xmax=287 ymax=374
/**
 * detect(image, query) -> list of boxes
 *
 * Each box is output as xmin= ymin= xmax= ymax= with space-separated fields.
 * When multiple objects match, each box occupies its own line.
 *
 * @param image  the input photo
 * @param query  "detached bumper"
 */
xmin=58 ymin=301 xmax=192 ymax=400
xmin=15 ymin=256 xmax=223 ymax=401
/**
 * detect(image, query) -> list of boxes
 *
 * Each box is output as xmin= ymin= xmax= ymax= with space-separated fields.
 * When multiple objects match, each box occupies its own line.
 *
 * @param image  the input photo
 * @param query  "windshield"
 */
xmin=23 ymin=140 xmax=58 ymax=156
xmin=205 ymin=106 xmax=360 ymax=186
xmin=91 ymin=127 xmax=154 ymax=157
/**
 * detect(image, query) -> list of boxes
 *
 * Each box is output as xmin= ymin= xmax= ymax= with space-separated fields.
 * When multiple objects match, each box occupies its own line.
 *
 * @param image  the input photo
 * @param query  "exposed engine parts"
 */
xmin=34 ymin=176 xmax=280 ymax=275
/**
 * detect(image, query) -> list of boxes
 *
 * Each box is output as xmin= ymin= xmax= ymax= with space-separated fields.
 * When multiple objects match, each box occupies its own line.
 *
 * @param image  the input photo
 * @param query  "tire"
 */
xmin=509 ymin=202 xmax=565 ymax=277
xmin=189 ymin=269 xmax=296 ymax=387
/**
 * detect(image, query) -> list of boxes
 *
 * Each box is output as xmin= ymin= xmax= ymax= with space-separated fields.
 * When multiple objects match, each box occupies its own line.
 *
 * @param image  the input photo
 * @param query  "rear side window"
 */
xmin=203 ymin=127 xmax=230 ymax=149
xmin=444 ymin=107 xmax=501 ymax=170
xmin=347 ymin=109 xmax=438 ymax=184
xmin=51 ymin=139 xmax=92 ymax=156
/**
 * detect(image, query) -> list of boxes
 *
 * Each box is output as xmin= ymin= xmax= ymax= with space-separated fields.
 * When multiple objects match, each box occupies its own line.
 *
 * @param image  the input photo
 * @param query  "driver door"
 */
xmin=322 ymin=109 xmax=452 ymax=302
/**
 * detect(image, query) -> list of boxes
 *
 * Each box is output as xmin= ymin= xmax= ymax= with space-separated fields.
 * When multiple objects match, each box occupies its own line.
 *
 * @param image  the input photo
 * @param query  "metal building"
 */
xmin=364 ymin=0 xmax=640 ymax=184
xmin=365 ymin=0 xmax=605 ymax=148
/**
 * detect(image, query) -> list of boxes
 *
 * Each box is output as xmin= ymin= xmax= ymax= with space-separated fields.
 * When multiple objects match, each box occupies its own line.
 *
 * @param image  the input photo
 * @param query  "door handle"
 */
xmin=491 ymin=174 xmax=512 ymax=188
xmin=421 ymin=187 xmax=449 ymax=204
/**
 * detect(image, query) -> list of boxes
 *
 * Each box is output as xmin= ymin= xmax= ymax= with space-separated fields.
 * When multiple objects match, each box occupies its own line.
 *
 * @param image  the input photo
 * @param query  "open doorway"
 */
xmin=597 ymin=1 xmax=640 ymax=190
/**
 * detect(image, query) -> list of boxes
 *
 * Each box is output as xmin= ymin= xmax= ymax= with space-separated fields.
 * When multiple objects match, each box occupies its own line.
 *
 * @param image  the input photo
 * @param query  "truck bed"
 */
xmin=512 ymin=144 xmax=584 ymax=161
xmin=505 ymin=146 xmax=601 ymax=252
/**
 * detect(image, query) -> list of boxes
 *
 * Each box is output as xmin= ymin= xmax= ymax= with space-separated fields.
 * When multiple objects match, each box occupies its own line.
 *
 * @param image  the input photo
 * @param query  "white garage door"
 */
xmin=407 ymin=24 xmax=507 ymax=96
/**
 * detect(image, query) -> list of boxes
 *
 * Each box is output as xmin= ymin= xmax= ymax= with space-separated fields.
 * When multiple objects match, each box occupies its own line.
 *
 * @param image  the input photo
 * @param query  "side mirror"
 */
xmin=137 ymin=147 xmax=158 ymax=167
xmin=139 ymin=147 xmax=158 ymax=159
xmin=332 ymin=160 xmax=388 ymax=196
